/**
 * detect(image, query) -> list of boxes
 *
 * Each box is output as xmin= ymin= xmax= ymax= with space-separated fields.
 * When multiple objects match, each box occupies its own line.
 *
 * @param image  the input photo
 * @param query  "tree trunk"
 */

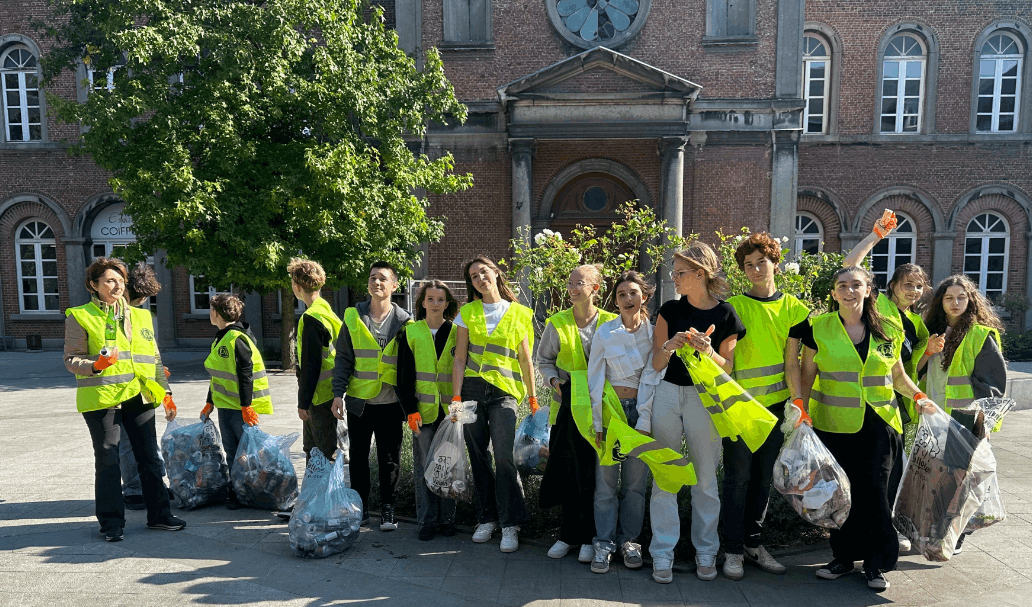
xmin=281 ymin=288 xmax=298 ymax=371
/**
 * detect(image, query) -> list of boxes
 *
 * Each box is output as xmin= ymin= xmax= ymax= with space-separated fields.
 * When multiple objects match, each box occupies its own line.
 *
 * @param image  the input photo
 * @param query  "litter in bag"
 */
xmin=424 ymin=401 xmax=476 ymax=502
xmin=513 ymin=405 xmax=551 ymax=476
xmin=965 ymin=474 xmax=1006 ymax=533
xmin=161 ymin=418 xmax=230 ymax=510
xmin=288 ymin=448 xmax=362 ymax=558
xmin=231 ymin=426 xmax=300 ymax=510
xmin=772 ymin=408 xmax=851 ymax=529
xmin=336 ymin=417 xmax=350 ymax=463
xmin=893 ymin=403 xmax=998 ymax=561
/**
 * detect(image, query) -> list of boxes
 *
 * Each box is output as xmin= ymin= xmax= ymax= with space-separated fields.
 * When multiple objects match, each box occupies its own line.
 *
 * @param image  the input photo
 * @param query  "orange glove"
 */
xmin=93 ymin=348 xmax=120 ymax=372
xmin=407 ymin=412 xmax=422 ymax=433
xmin=873 ymin=210 xmax=898 ymax=238
xmin=528 ymin=396 xmax=540 ymax=415
xmin=241 ymin=406 xmax=259 ymax=426
xmin=163 ymin=366 xmax=171 ymax=379
xmin=200 ymin=402 xmax=214 ymax=420
xmin=162 ymin=394 xmax=177 ymax=421
xmin=791 ymin=398 xmax=812 ymax=428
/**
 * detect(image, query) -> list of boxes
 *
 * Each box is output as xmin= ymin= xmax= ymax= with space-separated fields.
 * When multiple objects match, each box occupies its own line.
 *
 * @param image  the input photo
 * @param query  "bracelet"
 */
xmin=662 ymin=342 xmax=674 ymax=355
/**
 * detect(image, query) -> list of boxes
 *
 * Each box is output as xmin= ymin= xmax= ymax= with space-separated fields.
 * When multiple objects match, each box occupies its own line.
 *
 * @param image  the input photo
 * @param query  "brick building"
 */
xmin=2 ymin=1 xmax=1031 ymax=350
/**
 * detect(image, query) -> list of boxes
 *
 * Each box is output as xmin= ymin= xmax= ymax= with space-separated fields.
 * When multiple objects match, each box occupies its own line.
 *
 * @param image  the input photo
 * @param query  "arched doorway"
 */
xmin=549 ymin=171 xmax=636 ymax=234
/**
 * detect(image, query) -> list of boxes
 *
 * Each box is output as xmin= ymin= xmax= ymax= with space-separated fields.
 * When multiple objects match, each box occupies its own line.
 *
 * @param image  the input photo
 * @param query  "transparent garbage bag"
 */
xmin=424 ymin=401 xmax=477 ymax=502
xmin=230 ymin=426 xmax=300 ymax=510
xmin=962 ymin=397 xmax=1014 ymax=534
xmin=288 ymin=447 xmax=362 ymax=558
xmin=336 ymin=417 xmax=350 ymax=464
xmin=161 ymin=418 xmax=230 ymax=510
xmin=513 ymin=405 xmax=551 ymax=476
xmin=772 ymin=407 xmax=852 ymax=529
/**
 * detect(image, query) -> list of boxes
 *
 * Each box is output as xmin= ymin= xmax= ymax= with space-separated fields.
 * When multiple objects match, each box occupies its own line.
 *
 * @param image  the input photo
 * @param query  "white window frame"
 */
xmin=881 ymin=35 xmax=927 ymax=134
xmin=189 ymin=275 xmax=233 ymax=314
xmin=278 ymin=291 xmax=307 ymax=315
xmin=15 ymin=220 xmax=59 ymax=313
xmin=802 ymin=35 xmax=830 ymax=135
xmin=869 ymin=212 xmax=916 ymax=289
xmin=1 ymin=45 xmax=42 ymax=142
xmin=976 ymin=34 xmax=1023 ymax=133
xmin=964 ymin=212 xmax=1010 ymax=300
xmin=794 ymin=212 xmax=824 ymax=256
xmin=87 ymin=66 xmax=119 ymax=92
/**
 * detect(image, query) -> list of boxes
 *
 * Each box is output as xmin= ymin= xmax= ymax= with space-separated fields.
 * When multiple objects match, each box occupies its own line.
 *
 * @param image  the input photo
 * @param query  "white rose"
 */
xmin=782 ymin=236 xmax=790 ymax=243
xmin=542 ymin=229 xmax=554 ymax=236
xmin=785 ymin=262 xmax=800 ymax=274
xmin=554 ymin=231 xmax=563 ymax=241
xmin=534 ymin=233 xmax=546 ymax=246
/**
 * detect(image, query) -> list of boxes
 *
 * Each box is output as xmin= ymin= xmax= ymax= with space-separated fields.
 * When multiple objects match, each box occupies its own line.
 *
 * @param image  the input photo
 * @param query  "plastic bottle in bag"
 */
xmin=423 ymin=402 xmax=476 ymax=501
xmin=288 ymin=448 xmax=362 ymax=558
xmin=230 ymin=426 xmax=300 ymax=510
xmin=513 ymin=405 xmax=551 ymax=475
xmin=161 ymin=418 xmax=231 ymax=509
xmin=772 ymin=408 xmax=852 ymax=529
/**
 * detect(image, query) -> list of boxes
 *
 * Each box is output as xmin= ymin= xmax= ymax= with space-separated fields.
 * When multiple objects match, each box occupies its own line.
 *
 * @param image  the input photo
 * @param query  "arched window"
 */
xmin=1 ymin=45 xmax=42 ymax=142
xmin=795 ymin=212 xmax=824 ymax=255
xmin=870 ymin=212 xmax=915 ymax=289
xmin=15 ymin=220 xmax=59 ymax=312
xmin=802 ymin=35 xmax=830 ymax=134
xmin=977 ymin=33 xmax=1023 ymax=133
xmin=880 ymin=34 xmax=926 ymax=133
xmin=965 ymin=212 xmax=1010 ymax=300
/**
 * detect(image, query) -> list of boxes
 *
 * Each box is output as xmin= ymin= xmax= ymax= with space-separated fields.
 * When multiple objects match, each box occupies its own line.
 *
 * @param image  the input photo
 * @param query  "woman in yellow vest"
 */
xmin=921 ymin=274 xmax=1006 ymax=554
xmin=800 ymin=266 xmax=935 ymax=591
xmin=200 ymin=294 xmax=273 ymax=509
xmin=537 ymin=265 xmax=616 ymax=564
xmin=396 ymin=280 xmax=460 ymax=541
xmin=451 ymin=256 xmax=537 ymax=553
xmin=649 ymin=242 xmax=745 ymax=584
xmin=722 ymin=233 xmax=810 ymax=580
xmin=64 ymin=257 xmax=185 ymax=542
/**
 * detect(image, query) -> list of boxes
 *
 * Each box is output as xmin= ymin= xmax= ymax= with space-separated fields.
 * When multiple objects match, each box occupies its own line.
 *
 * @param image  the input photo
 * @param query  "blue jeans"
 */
xmin=593 ymin=397 xmax=649 ymax=553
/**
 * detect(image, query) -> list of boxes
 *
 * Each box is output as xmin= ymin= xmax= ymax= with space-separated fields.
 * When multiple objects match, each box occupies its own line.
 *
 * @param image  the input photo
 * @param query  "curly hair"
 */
xmin=210 ymin=293 xmax=245 ymax=322
xmin=415 ymin=279 xmax=459 ymax=321
xmin=126 ymin=262 xmax=162 ymax=301
xmin=674 ymin=242 xmax=730 ymax=300
xmin=287 ymin=257 xmax=326 ymax=293
xmin=85 ymin=257 xmax=128 ymax=295
xmin=733 ymin=232 xmax=782 ymax=271
xmin=463 ymin=256 xmax=518 ymax=303
xmin=829 ymin=266 xmax=892 ymax=344
xmin=924 ymin=275 xmax=1004 ymax=371
xmin=612 ymin=270 xmax=656 ymax=321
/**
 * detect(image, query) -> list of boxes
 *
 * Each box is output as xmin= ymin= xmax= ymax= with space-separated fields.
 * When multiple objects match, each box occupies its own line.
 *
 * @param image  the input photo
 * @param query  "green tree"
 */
xmin=36 ymin=0 xmax=472 ymax=367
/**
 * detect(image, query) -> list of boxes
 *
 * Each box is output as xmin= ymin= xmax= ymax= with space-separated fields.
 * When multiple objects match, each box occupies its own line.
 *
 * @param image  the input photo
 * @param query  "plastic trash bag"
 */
xmin=336 ymin=417 xmax=350 ymax=464
xmin=893 ymin=403 xmax=998 ymax=561
xmin=965 ymin=475 xmax=1006 ymax=533
xmin=161 ymin=418 xmax=230 ymax=510
xmin=424 ymin=401 xmax=476 ymax=502
xmin=230 ymin=426 xmax=300 ymax=510
xmin=513 ymin=405 xmax=551 ymax=475
xmin=288 ymin=447 xmax=363 ymax=558
xmin=772 ymin=407 xmax=851 ymax=529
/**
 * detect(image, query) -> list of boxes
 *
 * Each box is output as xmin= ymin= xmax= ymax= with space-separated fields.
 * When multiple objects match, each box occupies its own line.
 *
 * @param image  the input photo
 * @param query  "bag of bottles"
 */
xmin=288 ymin=448 xmax=363 ymax=558
xmin=513 ymin=405 xmax=551 ymax=475
xmin=772 ymin=409 xmax=852 ymax=529
xmin=424 ymin=401 xmax=476 ymax=502
xmin=161 ymin=418 xmax=230 ymax=510
xmin=230 ymin=426 xmax=300 ymax=510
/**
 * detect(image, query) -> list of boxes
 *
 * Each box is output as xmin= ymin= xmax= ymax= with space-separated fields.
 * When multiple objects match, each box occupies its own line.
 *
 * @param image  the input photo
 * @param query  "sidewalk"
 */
xmin=2 ymin=351 xmax=1032 ymax=606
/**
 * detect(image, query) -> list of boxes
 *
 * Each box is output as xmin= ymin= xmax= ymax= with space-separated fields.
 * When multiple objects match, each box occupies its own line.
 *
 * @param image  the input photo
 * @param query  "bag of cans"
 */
xmin=772 ymin=409 xmax=851 ymax=530
xmin=230 ymin=426 xmax=300 ymax=510
xmin=161 ymin=418 xmax=230 ymax=510
xmin=513 ymin=405 xmax=551 ymax=476
xmin=423 ymin=401 xmax=476 ymax=502
xmin=288 ymin=447 xmax=363 ymax=558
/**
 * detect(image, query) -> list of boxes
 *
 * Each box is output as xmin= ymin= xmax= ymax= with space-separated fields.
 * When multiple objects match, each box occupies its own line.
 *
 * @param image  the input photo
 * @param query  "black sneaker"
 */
xmin=104 ymin=527 xmax=124 ymax=542
xmin=815 ymin=559 xmax=855 ymax=580
xmin=418 ymin=525 xmax=435 ymax=541
xmin=124 ymin=494 xmax=146 ymax=511
xmin=438 ymin=523 xmax=456 ymax=537
xmin=379 ymin=504 xmax=398 ymax=531
xmin=147 ymin=516 xmax=187 ymax=531
xmin=865 ymin=569 xmax=890 ymax=591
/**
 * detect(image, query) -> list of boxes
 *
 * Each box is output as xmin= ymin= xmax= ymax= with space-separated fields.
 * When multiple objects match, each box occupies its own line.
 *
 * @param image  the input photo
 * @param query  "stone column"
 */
xmin=510 ymin=138 xmax=535 ymax=304
xmin=769 ymin=131 xmax=798 ymax=243
xmin=153 ymin=250 xmax=176 ymax=350
xmin=1025 ymin=232 xmax=1032 ymax=330
xmin=932 ymin=232 xmax=958 ymax=286
xmin=63 ymin=238 xmax=89 ymax=308
xmin=659 ymin=137 xmax=687 ymax=304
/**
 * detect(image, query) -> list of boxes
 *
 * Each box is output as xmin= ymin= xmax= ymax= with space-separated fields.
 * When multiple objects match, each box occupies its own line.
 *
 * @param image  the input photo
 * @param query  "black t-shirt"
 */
xmin=659 ymin=298 xmax=746 ymax=386
xmin=899 ymin=312 xmax=917 ymax=367
xmin=798 ymin=315 xmax=870 ymax=364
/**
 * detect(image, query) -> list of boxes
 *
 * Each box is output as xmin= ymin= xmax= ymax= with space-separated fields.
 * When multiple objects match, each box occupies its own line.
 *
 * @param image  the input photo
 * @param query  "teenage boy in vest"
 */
xmin=331 ymin=261 xmax=411 ymax=531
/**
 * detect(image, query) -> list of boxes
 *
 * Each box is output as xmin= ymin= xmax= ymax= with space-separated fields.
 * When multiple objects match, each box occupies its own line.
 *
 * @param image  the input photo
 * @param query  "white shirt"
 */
xmin=587 ymin=317 xmax=654 ymax=433
xmin=455 ymin=299 xmax=511 ymax=336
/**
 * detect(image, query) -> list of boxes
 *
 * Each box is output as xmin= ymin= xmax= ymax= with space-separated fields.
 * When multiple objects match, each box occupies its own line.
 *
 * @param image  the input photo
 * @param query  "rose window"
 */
xmin=549 ymin=0 xmax=651 ymax=50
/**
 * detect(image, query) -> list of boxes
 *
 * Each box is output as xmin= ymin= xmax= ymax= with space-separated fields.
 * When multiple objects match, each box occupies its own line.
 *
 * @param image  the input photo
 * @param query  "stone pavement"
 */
xmin=2 ymin=350 xmax=1032 ymax=607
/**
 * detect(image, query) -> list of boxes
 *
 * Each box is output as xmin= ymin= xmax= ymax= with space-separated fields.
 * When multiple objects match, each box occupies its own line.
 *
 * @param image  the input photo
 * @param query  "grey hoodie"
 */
xmin=331 ymin=300 xmax=411 ymax=416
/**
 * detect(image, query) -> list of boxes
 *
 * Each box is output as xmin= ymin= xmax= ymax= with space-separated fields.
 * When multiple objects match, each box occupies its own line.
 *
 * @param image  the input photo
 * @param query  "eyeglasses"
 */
xmin=567 ymin=280 xmax=594 ymax=289
xmin=669 ymin=270 xmax=692 ymax=281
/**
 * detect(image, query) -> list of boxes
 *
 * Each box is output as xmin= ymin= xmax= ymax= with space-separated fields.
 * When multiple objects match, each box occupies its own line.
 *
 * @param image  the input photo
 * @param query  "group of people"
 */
xmin=65 ymin=211 xmax=1006 ymax=591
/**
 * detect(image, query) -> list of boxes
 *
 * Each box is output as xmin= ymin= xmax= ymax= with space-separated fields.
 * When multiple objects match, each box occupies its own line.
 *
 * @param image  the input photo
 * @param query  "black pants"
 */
xmin=539 ymin=381 xmax=596 ymax=545
xmin=720 ymin=403 xmax=785 ymax=554
xmin=348 ymin=403 xmax=404 ymax=510
xmin=816 ymin=406 xmax=902 ymax=573
xmin=82 ymin=394 xmax=172 ymax=531
xmin=217 ymin=408 xmax=246 ymax=504
xmin=302 ymin=400 xmax=338 ymax=463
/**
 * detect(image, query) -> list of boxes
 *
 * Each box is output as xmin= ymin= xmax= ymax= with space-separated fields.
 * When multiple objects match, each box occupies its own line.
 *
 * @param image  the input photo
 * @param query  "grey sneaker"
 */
xmin=696 ymin=554 xmax=718 ymax=581
xmin=723 ymin=553 xmax=744 ymax=580
xmin=620 ymin=541 xmax=643 ymax=569
xmin=591 ymin=545 xmax=611 ymax=574
xmin=744 ymin=545 xmax=786 ymax=574
xmin=897 ymin=531 xmax=912 ymax=552
xmin=652 ymin=558 xmax=673 ymax=584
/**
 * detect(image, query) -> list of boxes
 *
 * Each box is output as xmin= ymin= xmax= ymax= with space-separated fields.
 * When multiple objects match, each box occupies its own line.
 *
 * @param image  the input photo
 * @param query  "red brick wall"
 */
xmin=688 ymin=144 xmax=772 ymax=242
xmin=533 ymin=140 xmax=660 ymax=214
xmin=797 ymin=193 xmax=843 ymax=253
xmin=0 ymin=197 xmax=68 ymax=339
xmin=951 ymin=193 xmax=1028 ymax=298
xmin=858 ymin=193 xmax=935 ymax=271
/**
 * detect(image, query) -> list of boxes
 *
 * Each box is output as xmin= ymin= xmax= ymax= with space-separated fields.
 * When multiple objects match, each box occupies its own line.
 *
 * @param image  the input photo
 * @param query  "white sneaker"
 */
xmin=547 ymin=540 xmax=572 ymax=559
xmin=578 ymin=544 xmax=594 ymax=563
xmin=500 ymin=526 xmax=519 ymax=553
xmin=652 ymin=557 xmax=674 ymax=584
xmin=723 ymin=553 xmax=744 ymax=580
xmin=696 ymin=554 xmax=718 ymax=581
xmin=898 ymin=532 xmax=912 ymax=552
xmin=621 ymin=541 xmax=643 ymax=569
xmin=472 ymin=522 xmax=497 ymax=543
xmin=591 ymin=545 xmax=611 ymax=574
xmin=744 ymin=545 xmax=786 ymax=575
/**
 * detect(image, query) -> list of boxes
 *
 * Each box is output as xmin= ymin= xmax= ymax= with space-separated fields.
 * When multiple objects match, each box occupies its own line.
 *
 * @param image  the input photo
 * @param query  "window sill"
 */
xmin=11 ymin=313 xmax=64 ymax=321
xmin=701 ymin=35 xmax=759 ymax=48
xmin=182 ymin=313 xmax=211 ymax=320
xmin=0 ymin=141 xmax=66 ymax=150
xmin=437 ymin=41 xmax=496 ymax=52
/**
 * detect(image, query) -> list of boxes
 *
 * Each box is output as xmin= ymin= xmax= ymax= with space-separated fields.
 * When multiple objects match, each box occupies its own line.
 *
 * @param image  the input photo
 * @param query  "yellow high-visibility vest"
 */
xmin=204 ymin=329 xmax=273 ymax=414
xmin=296 ymin=298 xmax=343 ymax=406
xmin=546 ymin=307 xmax=617 ymax=426
xmin=942 ymin=324 xmax=1002 ymax=426
xmin=343 ymin=307 xmax=406 ymax=399
xmin=405 ymin=320 xmax=456 ymax=424
xmin=876 ymin=293 xmax=929 ymax=422
xmin=728 ymin=293 xmax=810 ymax=407
xmin=461 ymin=300 xmax=534 ymax=402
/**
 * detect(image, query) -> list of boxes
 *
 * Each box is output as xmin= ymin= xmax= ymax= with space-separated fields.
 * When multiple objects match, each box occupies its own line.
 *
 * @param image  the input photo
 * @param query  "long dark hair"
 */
xmin=612 ymin=270 xmax=655 ymax=322
xmin=414 ymin=279 xmax=458 ymax=321
xmin=462 ymin=256 xmax=518 ymax=303
xmin=830 ymin=266 xmax=891 ymax=344
xmin=925 ymin=275 xmax=1004 ymax=370
xmin=886 ymin=263 xmax=930 ymax=315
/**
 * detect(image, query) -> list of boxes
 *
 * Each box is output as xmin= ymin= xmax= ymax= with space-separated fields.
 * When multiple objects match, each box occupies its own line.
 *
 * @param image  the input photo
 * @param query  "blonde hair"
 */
xmin=287 ymin=258 xmax=326 ymax=293
xmin=673 ymin=242 xmax=729 ymax=300
xmin=572 ymin=264 xmax=603 ymax=303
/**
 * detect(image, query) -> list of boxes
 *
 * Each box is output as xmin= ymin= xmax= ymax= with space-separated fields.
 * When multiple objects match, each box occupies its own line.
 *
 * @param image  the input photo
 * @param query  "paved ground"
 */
xmin=2 ymin=350 xmax=1032 ymax=606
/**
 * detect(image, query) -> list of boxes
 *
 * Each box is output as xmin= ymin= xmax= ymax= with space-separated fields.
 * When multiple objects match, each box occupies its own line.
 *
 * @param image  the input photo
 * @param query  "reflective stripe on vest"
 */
xmin=343 ymin=307 xmax=406 ymax=399
xmin=204 ymin=330 xmax=273 ymax=414
xmin=944 ymin=325 xmax=1000 ymax=416
xmin=808 ymin=312 xmax=902 ymax=434
xmin=876 ymin=293 xmax=929 ymax=422
xmin=729 ymin=293 xmax=810 ymax=407
xmin=406 ymin=320 xmax=456 ymax=424
xmin=461 ymin=300 xmax=534 ymax=402
xmin=545 ymin=308 xmax=617 ymax=426
xmin=297 ymin=298 xmax=343 ymax=406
